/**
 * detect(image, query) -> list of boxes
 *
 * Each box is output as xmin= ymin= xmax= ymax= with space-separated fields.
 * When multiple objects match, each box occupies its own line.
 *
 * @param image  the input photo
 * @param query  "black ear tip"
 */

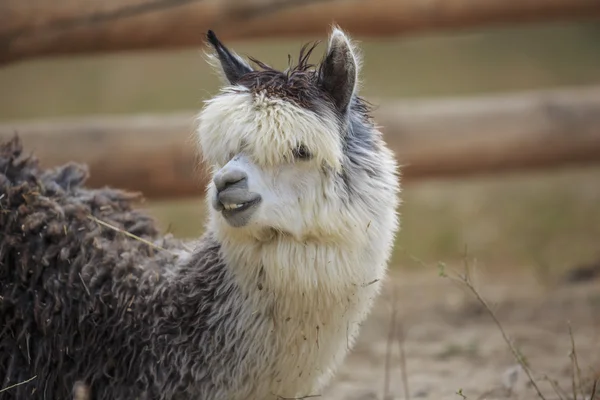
xmin=206 ymin=30 xmax=219 ymax=47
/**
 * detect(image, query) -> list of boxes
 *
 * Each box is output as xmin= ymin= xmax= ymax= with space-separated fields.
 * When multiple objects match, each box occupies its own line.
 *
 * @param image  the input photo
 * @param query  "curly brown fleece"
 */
xmin=0 ymin=136 xmax=252 ymax=400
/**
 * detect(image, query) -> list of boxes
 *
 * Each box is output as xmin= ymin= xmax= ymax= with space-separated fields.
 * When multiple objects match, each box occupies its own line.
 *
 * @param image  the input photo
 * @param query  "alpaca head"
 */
xmin=197 ymin=27 xmax=399 ymax=246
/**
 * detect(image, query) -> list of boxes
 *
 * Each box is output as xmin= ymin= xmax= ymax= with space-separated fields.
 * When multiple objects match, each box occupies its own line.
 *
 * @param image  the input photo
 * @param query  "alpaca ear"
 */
xmin=205 ymin=30 xmax=254 ymax=85
xmin=319 ymin=27 xmax=359 ymax=113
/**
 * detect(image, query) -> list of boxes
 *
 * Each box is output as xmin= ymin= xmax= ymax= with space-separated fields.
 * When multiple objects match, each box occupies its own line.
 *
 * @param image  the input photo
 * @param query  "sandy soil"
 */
xmin=322 ymin=266 xmax=600 ymax=400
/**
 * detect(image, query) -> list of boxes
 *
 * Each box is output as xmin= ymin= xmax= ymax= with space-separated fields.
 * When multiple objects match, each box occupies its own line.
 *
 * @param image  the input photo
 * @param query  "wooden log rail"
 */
xmin=2 ymin=86 xmax=600 ymax=200
xmin=2 ymin=0 xmax=600 ymax=65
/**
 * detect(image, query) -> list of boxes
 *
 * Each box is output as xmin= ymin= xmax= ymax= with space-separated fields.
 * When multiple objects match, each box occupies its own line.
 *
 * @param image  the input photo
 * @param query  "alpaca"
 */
xmin=0 ymin=26 xmax=400 ymax=400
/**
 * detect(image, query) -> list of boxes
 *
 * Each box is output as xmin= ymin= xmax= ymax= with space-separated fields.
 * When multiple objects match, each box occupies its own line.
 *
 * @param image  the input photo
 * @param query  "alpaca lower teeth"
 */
xmin=224 ymin=203 xmax=244 ymax=210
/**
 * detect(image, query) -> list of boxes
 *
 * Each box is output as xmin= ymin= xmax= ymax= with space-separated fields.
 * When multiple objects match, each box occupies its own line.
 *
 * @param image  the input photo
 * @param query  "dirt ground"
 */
xmin=322 ymin=265 xmax=600 ymax=400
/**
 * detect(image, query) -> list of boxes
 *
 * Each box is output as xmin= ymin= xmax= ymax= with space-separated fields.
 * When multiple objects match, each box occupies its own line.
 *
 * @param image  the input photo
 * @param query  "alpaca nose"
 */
xmin=213 ymin=168 xmax=248 ymax=193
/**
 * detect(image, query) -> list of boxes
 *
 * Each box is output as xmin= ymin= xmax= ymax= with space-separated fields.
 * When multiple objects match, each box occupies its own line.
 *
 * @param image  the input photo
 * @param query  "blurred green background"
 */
xmin=2 ymin=21 xmax=599 ymax=275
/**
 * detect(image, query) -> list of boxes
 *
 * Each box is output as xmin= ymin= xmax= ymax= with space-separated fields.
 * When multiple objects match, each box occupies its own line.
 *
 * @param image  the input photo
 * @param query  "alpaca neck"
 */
xmin=211 ymin=229 xmax=385 ymax=398
xmin=214 ymin=227 xmax=385 ymax=352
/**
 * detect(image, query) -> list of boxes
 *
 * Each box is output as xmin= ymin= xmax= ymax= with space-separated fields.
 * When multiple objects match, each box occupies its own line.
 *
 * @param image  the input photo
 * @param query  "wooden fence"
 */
xmin=1 ymin=0 xmax=600 ymax=199
xmin=2 ymin=0 xmax=600 ymax=64
xmin=2 ymin=86 xmax=600 ymax=199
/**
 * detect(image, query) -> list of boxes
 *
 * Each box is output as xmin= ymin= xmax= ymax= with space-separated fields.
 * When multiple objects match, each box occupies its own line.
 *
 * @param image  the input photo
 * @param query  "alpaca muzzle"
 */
xmin=212 ymin=166 xmax=262 ymax=227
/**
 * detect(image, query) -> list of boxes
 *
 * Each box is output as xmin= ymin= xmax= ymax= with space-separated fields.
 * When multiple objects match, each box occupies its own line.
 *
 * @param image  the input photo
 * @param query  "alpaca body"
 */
xmin=0 ymin=27 xmax=400 ymax=400
xmin=0 ymin=188 xmax=391 ymax=400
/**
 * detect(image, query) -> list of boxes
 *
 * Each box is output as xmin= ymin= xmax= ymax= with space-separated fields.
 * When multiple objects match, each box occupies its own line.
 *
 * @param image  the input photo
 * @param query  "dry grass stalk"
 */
xmin=541 ymin=375 xmax=567 ymax=400
xmin=399 ymin=245 xmax=599 ymax=400
xmin=383 ymin=288 xmax=398 ymax=400
xmin=0 ymin=375 xmax=37 ymax=394
xmin=86 ymin=214 xmax=174 ymax=254
xmin=568 ymin=322 xmax=585 ymax=400
xmin=396 ymin=321 xmax=411 ymax=400
xmin=275 ymin=395 xmax=321 ymax=399
xmin=437 ymin=257 xmax=547 ymax=400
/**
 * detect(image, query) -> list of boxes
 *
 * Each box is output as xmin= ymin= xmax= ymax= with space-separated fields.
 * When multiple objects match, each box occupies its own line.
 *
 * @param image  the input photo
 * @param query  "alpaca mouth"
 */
xmin=213 ymin=190 xmax=262 ymax=227
xmin=220 ymin=197 xmax=261 ymax=215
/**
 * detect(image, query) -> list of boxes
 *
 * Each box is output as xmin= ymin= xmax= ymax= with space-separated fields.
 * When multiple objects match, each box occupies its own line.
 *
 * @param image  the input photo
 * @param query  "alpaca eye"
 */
xmin=292 ymin=145 xmax=311 ymax=160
